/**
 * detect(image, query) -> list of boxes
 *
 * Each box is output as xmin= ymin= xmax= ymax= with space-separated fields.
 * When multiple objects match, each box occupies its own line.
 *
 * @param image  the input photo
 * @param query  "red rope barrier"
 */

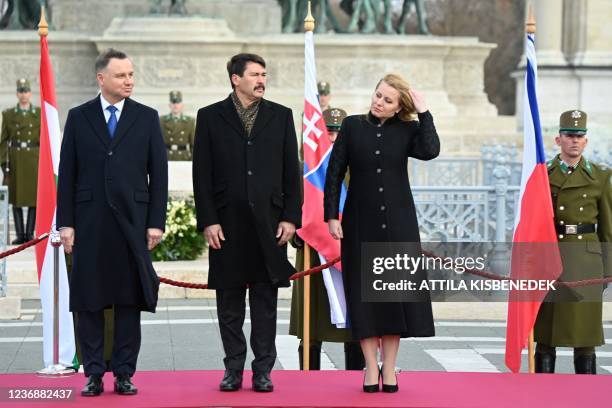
xmin=422 ymin=250 xmax=612 ymax=289
xmin=0 ymin=233 xmax=49 ymax=260
xmin=159 ymin=256 xmax=342 ymax=290
xmin=1 ymin=236 xmax=605 ymax=291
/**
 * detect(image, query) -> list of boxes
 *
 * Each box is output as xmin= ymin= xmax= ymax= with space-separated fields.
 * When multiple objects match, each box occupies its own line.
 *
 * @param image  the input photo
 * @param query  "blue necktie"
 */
xmin=106 ymin=105 xmax=118 ymax=139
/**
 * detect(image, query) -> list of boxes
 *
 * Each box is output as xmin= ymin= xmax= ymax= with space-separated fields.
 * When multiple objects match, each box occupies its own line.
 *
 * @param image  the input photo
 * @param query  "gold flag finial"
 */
xmin=38 ymin=5 xmax=49 ymax=37
xmin=304 ymin=1 xmax=315 ymax=32
xmin=526 ymin=3 xmax=536 ymax=34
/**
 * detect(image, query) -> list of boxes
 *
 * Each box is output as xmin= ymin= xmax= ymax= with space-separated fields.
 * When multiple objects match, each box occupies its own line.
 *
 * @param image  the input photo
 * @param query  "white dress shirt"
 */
xmin=100 ymin=94 xmax=125 ymax=123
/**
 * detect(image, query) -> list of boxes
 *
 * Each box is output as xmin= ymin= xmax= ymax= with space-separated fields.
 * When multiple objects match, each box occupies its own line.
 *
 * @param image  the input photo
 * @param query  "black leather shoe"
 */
xmin=114 ymin=375 xmax=138 ymax=395
xmin=81 ymin=376 xmax=103 ymax=397
xmin=362 ymin=367 xmax=380 ymax=393
xmin=535 ymin=352 xmax=555 ymax=373
xmin=381 ymin=365 xmax=398 ymax=393
xmin=252 ymin=371 xmax=274 ymax=392
xmin=219 ymin=369 xmax=243 ymax=391
xmin=574 ymin=354 xmax=597 ymax=374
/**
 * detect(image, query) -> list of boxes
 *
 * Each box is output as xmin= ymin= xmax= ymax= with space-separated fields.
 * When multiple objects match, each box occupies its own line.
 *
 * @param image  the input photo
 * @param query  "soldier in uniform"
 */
xmin=160 ymin=90 xmax=195 ymax=161
xmin=534 ymin=109 xmax=612 ymax=374
xmin=0 ymin=79 xmax=40 ymax=244
xmin=289 ymin=107 xmax=365 ymax=370
xmin=318 ymin=81 xmax=331 ymax=112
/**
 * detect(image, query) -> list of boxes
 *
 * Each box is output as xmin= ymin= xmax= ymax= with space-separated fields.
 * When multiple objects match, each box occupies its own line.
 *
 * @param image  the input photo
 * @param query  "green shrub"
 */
xmin=152 ymin=198 xmax=206 ymax=261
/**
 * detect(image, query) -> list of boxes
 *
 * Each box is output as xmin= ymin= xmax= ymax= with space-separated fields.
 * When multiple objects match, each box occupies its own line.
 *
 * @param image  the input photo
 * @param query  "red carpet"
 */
xmin=0 ymin=370 xmax=609 ymax=408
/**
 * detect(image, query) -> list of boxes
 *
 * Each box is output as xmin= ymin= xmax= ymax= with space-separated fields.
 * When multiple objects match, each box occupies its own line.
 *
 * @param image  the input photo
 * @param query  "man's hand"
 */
xmin=60 ymin=227 xmax=75 ymax=254
xmin=328 ymin=219 xmax=343 ymax=240
xmin=147 ymin=228 xmax=163 ymax=251
xmin=204 ymin=224 xmax=225 ymax=250
xmin=276 ymin=221 xmax=296 ymax=246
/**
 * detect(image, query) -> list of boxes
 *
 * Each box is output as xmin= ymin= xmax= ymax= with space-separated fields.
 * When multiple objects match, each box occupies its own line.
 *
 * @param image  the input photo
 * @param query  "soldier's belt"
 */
xmin=169 ymin=144 xmax=190 ymax=151
xmin=10 ymin=141 xmax=39 ymax=149
xmin=556 ymin=224 xmax=596 ymax=235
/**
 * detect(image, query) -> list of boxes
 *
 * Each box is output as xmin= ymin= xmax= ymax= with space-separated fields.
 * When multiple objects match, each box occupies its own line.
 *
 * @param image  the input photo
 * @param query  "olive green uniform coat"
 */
xmin=289 ymin=245 xmax=353 ymax=343
xmin=160 ymin=113 xmax=195 ymax=161
xmin=535 ymin=156 xmax=612 ymax=347
xmin=0 ymin=104 xmax=40 ymax=206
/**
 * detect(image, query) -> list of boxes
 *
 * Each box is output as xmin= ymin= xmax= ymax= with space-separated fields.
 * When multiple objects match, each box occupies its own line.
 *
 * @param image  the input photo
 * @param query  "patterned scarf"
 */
xmin=231 ymin=91 xmax=260 ymax=137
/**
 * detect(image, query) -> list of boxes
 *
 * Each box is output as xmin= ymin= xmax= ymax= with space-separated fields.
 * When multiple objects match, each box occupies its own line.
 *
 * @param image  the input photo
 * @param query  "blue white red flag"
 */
xmin=297 ymin=30 xmax=348 ymax=327
xmin=504 ymin=33 xmax=563 ymax=373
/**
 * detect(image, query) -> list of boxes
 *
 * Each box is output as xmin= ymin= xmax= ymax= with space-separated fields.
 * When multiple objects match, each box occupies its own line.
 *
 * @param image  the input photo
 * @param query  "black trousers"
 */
xmin=216 ymin=283 xmax=278 ymax=373
xmin=77 ymin=305 xmax=141 ymax=377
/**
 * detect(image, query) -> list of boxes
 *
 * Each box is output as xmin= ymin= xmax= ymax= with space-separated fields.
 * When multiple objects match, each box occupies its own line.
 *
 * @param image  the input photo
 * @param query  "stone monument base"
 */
xmin=0 ymin=17 xmax=519 ymax=160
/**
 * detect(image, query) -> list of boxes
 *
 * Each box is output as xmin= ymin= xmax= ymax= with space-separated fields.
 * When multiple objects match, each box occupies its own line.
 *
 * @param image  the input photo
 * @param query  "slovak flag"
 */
xmin=504 ymin=32 xmax=563 ymax=373
xmin=297 ymin=29 xmax=348 ymax=327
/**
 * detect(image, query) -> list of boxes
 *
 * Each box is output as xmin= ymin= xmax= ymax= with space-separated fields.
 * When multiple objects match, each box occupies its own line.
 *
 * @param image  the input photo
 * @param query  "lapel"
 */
xmin=218 ymin=96 xmax=246 ymax=138
xmin=561 ymin=157 xmax=594 ymax=190
xmin=110 ymin=98 xmax=139 ymax=150
xmin=249 ymin=99 xmax=275 ymax=141
xmin=82 ymin=96 xmax=110 ymax=148
xmin=547 ymin=159 xmax=564 ymax=189
xmin=550 ymin=156 xmax=593 ymax=190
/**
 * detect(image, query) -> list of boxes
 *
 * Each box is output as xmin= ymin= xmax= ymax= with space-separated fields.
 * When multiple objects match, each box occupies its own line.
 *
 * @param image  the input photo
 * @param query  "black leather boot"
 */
xmin=574 ymin=354 xmax=596 ymax=374
xmin=81 ymin=375 xmax=104 ymax=396
xmin=298 ymin=341 xmax=322 ymax=370
xmin=25 ymin=207 xmax=36 ymax=241
xmin=114 ymin=374 xmax=138 ymax=395
xmin=534 ymin=352 xmax=555 ymax=373
xmin=219 ymin=369 xmax=243 ymax=391
xmin=344 ymin=341 xmax=365 ymax=370
xmin=252 ymin=371 xmax=273 ymax=392
xmin=11 ymin=207 xmax=25 ymax=245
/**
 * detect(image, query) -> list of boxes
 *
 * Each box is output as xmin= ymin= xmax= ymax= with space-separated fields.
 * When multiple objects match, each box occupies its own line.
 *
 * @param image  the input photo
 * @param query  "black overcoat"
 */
xmin=192 ymin=96 xmax=301 ymax=289
xmin=57 ymin=97 xmax=168 ymax=313
xmin=324 ymin=111 xmax=439 ymax=340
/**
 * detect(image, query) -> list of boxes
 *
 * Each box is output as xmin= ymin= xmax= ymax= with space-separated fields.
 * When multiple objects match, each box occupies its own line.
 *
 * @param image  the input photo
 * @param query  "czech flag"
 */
xmin=504 ymin=32 xmax=562 ymax=373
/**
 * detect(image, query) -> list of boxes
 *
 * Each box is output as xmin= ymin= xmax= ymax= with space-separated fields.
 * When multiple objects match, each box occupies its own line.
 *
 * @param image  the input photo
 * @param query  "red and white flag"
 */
xmin=36 ymin=31 xmax=77 ymax=368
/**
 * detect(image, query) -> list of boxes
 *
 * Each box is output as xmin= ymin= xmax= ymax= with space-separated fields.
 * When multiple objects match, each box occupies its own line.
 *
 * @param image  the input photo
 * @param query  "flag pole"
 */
xmin=526 ymin=2 xmax=536 ymax=375
xmin=303 ymin=243 xmax=311 ymax=371
xmin=301 ymin=1 xmax=315 ymax=372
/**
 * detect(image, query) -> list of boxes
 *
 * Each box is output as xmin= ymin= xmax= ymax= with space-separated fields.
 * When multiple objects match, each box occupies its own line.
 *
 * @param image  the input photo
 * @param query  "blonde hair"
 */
xmin=376 ymin=74 xmax=416 ymax=122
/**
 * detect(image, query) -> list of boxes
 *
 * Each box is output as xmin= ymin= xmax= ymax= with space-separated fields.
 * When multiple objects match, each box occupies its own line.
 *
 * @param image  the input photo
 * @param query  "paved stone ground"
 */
xmin=1 ymin=299 xmax=611 ymax=375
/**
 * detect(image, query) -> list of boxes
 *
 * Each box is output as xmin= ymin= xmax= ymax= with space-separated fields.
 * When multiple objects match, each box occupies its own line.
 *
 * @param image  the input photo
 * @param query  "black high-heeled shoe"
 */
xmin=381 ymin=365 xmax=399 ymax=393
xmin=362 ymin=366 xmax=380 ymax=393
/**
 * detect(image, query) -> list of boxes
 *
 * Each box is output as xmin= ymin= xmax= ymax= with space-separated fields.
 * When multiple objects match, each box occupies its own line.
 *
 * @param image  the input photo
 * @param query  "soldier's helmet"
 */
xmin=16 ymin=79 xmax=31 ymax=93
xmin=169 ymin=90 xmax=183 ymax=104
xmin=323 ymin=108 xmax=347 ymax=131
xmin=559 ymin=110 xmax=587 ymax=136
xmin=317 ymin=81 xmax=331 ymax=96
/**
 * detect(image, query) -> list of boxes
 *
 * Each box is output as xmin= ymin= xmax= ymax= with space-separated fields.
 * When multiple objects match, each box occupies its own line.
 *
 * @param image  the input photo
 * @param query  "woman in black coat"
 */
xmin=324 ymin=74 xmax=440 ymax=392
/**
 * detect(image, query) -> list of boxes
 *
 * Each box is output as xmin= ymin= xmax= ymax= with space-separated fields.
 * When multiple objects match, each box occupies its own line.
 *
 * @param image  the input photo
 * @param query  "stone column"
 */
xmin=564 ymin=0 xmax=612 ymax=66
xmin=533 ymin=0 xmax=566 ymax=65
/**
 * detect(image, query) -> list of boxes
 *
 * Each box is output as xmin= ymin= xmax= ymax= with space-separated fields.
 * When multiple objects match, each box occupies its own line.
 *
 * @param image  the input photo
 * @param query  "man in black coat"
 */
xmin=57 ymin=49 xmax=168 ymax=396
xmin=193 ymin=53 xmax=301 ymax=392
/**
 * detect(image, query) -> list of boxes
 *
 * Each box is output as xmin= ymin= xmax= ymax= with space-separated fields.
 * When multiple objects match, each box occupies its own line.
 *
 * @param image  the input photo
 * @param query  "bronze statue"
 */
xmin=1 ymin=0 xmax=49 ymax=30
xmin=397 ymin=0 xmax=430 ymax=35
xmin=150 ymin=0 xmax=188 ymax=15
xmin=341 ymin=0 xmax=376 ymax=34
xmin=280 ymin=0 xmax=344 ymax=34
